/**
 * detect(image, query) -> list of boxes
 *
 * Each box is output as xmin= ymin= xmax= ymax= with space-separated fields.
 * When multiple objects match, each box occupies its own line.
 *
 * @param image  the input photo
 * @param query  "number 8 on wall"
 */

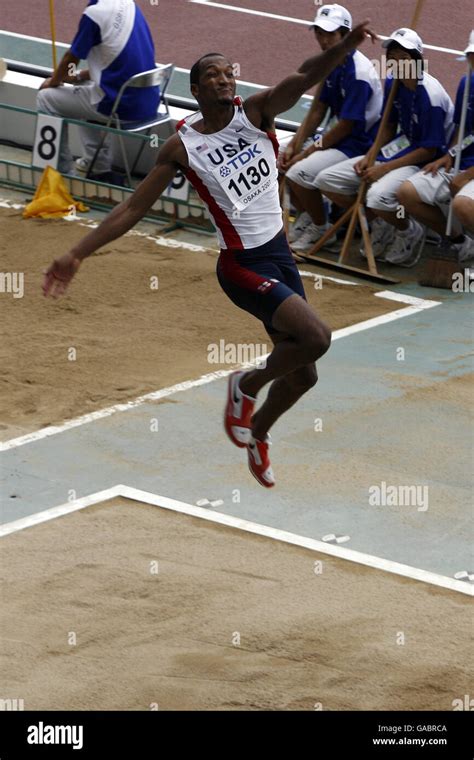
xmin=32 ymin=113 xmax=63 ymax=170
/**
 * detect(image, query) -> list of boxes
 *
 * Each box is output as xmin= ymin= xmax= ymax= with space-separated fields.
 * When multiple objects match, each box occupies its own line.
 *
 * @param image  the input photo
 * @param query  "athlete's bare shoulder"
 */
xmin=156 ymin=132 xmax=189 ymax=171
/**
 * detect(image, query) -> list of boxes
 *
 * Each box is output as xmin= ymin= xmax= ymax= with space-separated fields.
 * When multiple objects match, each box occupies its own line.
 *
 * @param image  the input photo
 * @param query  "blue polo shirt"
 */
xmin=319 ymin=50 xmax=383 ymax=157
xmin=453 ymin=73 xmax=474 ymax=169
xmin=379 ymin=72 xmax=454 ymax=164
xmin=71 ymin=0 xmax=160 ymax=121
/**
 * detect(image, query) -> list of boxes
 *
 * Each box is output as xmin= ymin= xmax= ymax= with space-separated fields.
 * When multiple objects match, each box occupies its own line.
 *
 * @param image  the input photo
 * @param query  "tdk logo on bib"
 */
xmin=212 ymin=139 xmax=274 ymax=211
xmin=219 ymin=144 xmax=262 ymax=176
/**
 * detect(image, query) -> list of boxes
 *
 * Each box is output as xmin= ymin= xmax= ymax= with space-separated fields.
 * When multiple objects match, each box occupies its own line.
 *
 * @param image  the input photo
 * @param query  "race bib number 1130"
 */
xmin=213 ymin=141 xmax=275 ymax=211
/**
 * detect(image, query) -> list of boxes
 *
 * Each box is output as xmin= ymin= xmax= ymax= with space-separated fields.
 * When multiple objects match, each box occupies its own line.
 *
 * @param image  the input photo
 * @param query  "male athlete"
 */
xmin=43 ymin=21 xmax=376 ymax=488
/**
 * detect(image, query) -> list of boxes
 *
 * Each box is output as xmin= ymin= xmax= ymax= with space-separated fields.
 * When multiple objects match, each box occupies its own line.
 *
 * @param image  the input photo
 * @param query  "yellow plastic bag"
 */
xmin=23 ymin=166 xmax=89 ymax=219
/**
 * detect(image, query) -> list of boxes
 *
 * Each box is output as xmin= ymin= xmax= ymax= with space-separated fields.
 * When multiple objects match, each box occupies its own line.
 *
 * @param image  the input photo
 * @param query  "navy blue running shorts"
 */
xmin=216 ymin=230 xmax=306 ymax=334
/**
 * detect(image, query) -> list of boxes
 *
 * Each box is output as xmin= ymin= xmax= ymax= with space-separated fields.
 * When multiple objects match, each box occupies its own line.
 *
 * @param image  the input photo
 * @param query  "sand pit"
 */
xmin=1 ymin=209 xmax=402 ymax=440
xmin=0 ymin=496 xmax=471 ymax=711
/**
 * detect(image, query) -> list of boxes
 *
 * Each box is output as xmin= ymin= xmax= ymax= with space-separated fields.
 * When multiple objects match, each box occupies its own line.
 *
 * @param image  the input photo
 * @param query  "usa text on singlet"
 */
xmin=177 ymin=97 xmax=283 ymax=250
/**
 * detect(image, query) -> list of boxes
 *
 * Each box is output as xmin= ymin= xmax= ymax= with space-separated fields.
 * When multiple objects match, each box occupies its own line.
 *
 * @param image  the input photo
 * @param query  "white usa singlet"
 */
xmin=177 ymin=97 xmax=283 ymax=250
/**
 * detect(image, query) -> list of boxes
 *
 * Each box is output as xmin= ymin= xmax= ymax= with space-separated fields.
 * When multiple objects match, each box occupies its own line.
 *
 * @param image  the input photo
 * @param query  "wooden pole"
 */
xmin=337 ymin=79 xmax=400 ymax=263
xmin=49 ymin=0 xmax=58 ymax=71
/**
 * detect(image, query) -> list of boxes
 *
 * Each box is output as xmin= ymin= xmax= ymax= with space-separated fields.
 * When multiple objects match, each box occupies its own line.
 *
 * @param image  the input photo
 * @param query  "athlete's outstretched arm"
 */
xmin=42 ymin=135 xmax=186 ymax=298
xmin=245 ymin=20 xmax=377 ymax=128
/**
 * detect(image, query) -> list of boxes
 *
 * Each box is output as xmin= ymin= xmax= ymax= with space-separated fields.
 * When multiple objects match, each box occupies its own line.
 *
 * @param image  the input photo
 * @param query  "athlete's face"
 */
xmin=467 ymin=52 xmax=474 ymax=69
xmin=192 ymin=57 xmax=236 ymax=107
xmin=314 ymin=28 xmax=343 ymax=51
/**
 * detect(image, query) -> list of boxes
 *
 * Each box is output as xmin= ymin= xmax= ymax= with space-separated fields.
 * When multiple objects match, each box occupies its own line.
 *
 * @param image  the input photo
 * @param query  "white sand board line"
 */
xmin=0 ymin=267 xmax=441 ymax=452
xmin=0 ymin=484 xmax=471 ymax=596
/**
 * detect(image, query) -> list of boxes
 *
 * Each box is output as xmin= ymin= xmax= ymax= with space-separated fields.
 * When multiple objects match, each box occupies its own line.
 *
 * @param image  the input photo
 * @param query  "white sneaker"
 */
xmin=291 ymin=222 xmax=338 ymax=252
xmin=75 ymin=157 xmax=90 ymax=173
xmin=360 ymin=217 xmax=396 ymax=260
xmin=385 ymin=219 xmax=425 ymax=267
xmin=451 ymin=235 xmax=474 ymax=264
xmin=288 ymin=212 xmax=312 ymax=243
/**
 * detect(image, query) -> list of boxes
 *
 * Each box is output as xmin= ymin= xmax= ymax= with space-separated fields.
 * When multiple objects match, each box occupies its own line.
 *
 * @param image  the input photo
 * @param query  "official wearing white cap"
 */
xmin=397 ymin=30 xmax=474 ymax=253
xmin=318 ymin=28 xmax=454 ymax=266
xmin=310 ymin=4 xmax=352 ymax=33
xmin=381 ymin=28 xmax=423 ymax=56
xmin=285 ymin=4 xmax=382 ymax=252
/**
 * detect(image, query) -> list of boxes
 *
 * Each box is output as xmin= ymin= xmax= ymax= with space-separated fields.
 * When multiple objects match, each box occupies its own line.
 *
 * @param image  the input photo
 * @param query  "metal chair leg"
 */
xmin=112 ymin=116 xmax=132 ymax=187
xmin=130 ymin=128 xmax=150 ymax=177
xmin=85 ymin=122 xmax=110 ymax=179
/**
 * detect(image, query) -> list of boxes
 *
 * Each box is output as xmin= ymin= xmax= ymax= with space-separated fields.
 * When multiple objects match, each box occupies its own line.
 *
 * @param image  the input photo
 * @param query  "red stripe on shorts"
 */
xmin=219 ymin=250 xmax=279 ymax=294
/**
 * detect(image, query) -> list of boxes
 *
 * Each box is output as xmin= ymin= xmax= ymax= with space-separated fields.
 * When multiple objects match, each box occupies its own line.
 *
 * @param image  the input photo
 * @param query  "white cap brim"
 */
xmin=311 ymin=20 xmax=341 ymax=32
xmin=382 ymin=37 xmax=421 ymax=53
xmin=464 ymin=44 xmax=474 ymax=54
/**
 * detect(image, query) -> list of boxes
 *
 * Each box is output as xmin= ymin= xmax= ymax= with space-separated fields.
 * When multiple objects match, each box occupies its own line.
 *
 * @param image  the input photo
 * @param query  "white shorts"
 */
xmin=457 ymin=178 xmax=474 ymax=200
xmin=285 ymin=148 xmax=347 ymax=189
xmin=318 ymin=155 xmax=420 ymax=213
xmin=406 ymin=169 xmax=454 ymax=206
xmin=408 ymin=170 xmax=474 ymax=203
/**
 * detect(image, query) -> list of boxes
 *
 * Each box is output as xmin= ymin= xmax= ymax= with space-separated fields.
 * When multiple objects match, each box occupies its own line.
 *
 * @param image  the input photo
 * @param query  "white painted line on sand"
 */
xmin=375 ymin=291 xmax=441 ymax=308
xmin=0 ymin=296 xmax=440 ymax=451
xmin=0 ymin=486 xmax=123 ymax=537
xmin=0 ymin=200 xmax=441 ymax=451
xmin=1 ymin=484 xmax=471 ymax=596
xmin=330 ymin=302 xmax=440 ymax=340
xmin=299 ymin=270 xmax=358 ymax=286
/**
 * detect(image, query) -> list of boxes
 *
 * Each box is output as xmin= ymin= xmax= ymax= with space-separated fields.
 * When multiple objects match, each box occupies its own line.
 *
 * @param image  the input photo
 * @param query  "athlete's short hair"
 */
xmin=190 ymin=53 xmax=228 ymax=86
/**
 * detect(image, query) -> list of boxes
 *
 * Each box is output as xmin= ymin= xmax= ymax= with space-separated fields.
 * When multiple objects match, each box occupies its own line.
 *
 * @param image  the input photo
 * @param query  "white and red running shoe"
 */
xmin=224 ymin=371 xmax=256 ymax=448
xmin=247 ymin=435 xmax=275 ymax=488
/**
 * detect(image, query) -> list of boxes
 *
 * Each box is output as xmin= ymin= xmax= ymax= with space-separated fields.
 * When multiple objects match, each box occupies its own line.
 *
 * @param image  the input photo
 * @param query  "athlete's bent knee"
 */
xmin=306 ymin=323 xmax=331 ymax=362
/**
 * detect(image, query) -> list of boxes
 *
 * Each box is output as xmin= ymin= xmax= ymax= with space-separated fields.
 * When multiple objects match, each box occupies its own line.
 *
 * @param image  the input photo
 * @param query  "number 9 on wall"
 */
xmin=32 ymin=114 xmax=64 ymax=170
